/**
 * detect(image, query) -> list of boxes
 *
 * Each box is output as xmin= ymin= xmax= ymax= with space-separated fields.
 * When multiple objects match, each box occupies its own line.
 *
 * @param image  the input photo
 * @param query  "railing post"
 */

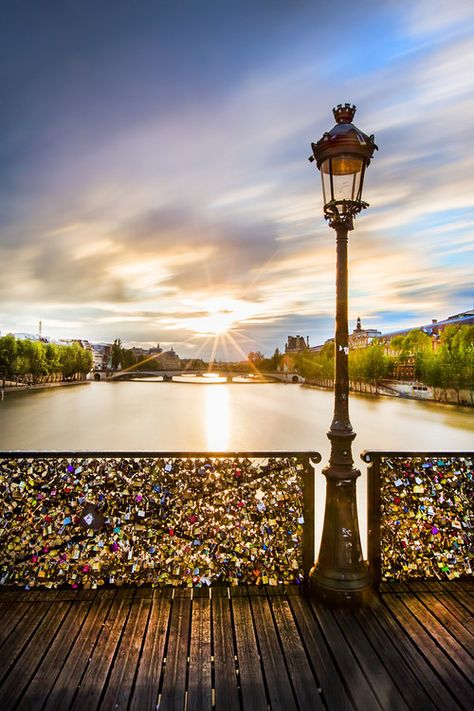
xmin=302 ymin=456 xmax=317 ymax=593
xmin=363 ymin=452 xmax=381 ymax=590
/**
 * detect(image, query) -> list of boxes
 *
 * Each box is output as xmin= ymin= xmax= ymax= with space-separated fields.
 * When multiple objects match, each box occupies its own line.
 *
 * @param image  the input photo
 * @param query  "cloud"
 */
xmin=1 ymin=0 xmax=473 ymax=356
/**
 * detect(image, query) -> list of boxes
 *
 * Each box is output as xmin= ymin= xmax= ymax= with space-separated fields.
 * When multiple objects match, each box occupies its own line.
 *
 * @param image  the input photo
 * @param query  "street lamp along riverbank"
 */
xmin=309 ymin=104 xmax=378 ymax=605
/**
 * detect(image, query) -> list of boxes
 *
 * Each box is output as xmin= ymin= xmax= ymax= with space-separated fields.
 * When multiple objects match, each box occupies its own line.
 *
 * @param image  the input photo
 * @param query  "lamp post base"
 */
xmin=308 ymin=440 xmax=373 ymax=607
xmin=309 ymin=565 xmax=373 ymax=607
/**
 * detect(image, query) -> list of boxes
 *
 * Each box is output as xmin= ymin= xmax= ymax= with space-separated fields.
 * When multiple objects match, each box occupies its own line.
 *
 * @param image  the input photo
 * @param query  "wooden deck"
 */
xmin=0 ymin=582 xmax=472 ymax=710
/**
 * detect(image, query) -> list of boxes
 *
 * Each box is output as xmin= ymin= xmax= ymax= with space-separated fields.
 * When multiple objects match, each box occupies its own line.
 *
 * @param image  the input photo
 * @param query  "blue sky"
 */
xmin=1 ymin=0 xmax=473 ymax=359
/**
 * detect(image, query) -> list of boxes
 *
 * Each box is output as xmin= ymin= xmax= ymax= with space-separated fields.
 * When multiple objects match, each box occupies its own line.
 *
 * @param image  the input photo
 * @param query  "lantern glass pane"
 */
xmin=321 ymin=154 xmax=364 ymax=203
xmin=321 ymin=162 xmax=332 ymax=205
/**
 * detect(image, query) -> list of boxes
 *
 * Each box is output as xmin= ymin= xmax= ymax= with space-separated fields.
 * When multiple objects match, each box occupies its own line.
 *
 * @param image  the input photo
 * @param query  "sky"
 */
xmin=1 ymin=0 xmax=473 ymax=361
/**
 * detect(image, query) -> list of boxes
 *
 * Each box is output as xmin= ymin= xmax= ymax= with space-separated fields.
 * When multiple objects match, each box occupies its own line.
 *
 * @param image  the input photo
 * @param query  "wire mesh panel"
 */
xmin=0 ymin=451 xmax=319 ymax=589
xmin=363 ymin=451 xmax=473 ymax=584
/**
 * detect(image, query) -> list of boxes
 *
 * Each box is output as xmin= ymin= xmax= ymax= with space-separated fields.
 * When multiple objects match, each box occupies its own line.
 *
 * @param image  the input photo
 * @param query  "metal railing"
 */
xmin=0 ymin=451 xmax=320 ymax=590
xmin=362 ymin=451 xmax=473 ymax=585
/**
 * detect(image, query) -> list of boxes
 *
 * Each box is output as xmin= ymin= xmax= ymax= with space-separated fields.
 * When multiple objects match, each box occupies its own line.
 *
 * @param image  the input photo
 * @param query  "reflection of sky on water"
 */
xmin=205 ymin=386 xmax=230 ymax=451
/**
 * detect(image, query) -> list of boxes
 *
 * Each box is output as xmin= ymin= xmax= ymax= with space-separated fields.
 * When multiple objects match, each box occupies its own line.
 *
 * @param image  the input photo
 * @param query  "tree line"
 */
xmin=0 ymin=335 xmax=93 ymax=385
xmin=256 ymin=325 xmax=473 ymax=403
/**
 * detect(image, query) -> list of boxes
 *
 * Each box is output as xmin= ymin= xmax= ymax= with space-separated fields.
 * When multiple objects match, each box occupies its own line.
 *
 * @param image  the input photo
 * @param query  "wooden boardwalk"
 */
xmin=0 ymin=582 xmax=472 ymax=710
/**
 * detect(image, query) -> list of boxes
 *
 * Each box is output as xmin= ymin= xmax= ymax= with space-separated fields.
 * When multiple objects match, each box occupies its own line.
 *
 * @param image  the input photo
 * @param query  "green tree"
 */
xmin=292 ymin=341 xmax=334 ymax=381
xmin=0 ymin=334 xmax=17 ymax=382
xmin=437 ymin=325 xmax=474 ymax=403
xmin=389 ymin=329 xmax=432 ymax=381
xmin=121 ymin=348 xmax=137 ymax=370
xmin=247 ymin=351 xmax=264 ymax=364
xmin=21 ymin=340 xmax=47 ymax=383
xmin=111 ymin=339 xmax=122 ymax=369
xmin=422 ymin=349 xmax=446 ymax=401
xmin=59 ymin=344 xmax=76 ymax=379
xmin=44 ymin=343 xmax=61 ymax=378
xmin=364 ymin=343 xmax=388 ymax=388
xmin=270 ymin=347 xmax=282 ymax=371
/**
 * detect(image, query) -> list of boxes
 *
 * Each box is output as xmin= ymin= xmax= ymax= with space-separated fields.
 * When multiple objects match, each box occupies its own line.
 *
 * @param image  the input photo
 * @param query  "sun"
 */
xmin=199 ymin=310 xmax=234 ymax=336
xmin=180 ymin=298 xmax=256 ymax=337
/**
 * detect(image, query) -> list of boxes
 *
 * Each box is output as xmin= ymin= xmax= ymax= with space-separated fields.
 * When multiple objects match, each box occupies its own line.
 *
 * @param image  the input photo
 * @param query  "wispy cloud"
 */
xmin=1 ymin=0 xmax=473 ymax=356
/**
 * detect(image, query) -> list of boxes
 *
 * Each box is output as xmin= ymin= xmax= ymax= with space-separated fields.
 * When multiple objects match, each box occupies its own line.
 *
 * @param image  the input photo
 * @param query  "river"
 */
xmin=0 ymin=379 xmax=472 ymax=553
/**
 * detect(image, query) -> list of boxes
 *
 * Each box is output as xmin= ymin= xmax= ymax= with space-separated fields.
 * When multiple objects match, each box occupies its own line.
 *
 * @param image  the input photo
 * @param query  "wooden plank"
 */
xmin=188 ymin=597 xmax=212 ymax=711
xmin=212 ymin=594 xmax=239 ymax=711
xmin=232 ymin=595 xmax=267 ymax=711
xmin=336 ymin=609 xmax=409 ymax=710
xmin=407 ymin=581 xmax=427 ymax=593
xmin=310 ymin=600 xmax=383 ymax=710
xmin=288 ymin=595 xmax=353 ymax=711
xmin=134 ymin=585 xmax=157 ymax=599
xmin=431 ymin=592 xmax=474 ymax=635
xmin=99 ymin=597 xmax=152 ymax=711
xmin=456 ymin=580 xmax=474 ymax=592
xmin=19 ymin=601 xmax=92 ymax=711
xmin=271 ymin=595 xmax=324 ymax=710
xmin=0 ymin=602 xmax=71 ymax=708
xmin=355 ymin=605 xmax=438 ymax=711
xmin=0 ymin=590 xmax=21 ymax=602
xmin=0 ymin=602 xmax=32 ymax=650
xmin=0 ymin=602 xmax=12 ymax=624
xmin=55 ymin=589 xmax=79 ymax=600
xmin=130 ymin=594 xmax=170 ymax=710
xmin=383 ymin=594 xmax=474 ymax=709
xmin=402 ymin=595 xmax=474 ymax=678
xmin=448 ymin=588 xmax=474 ymax=617
xmin=70 ymin=592 xmax=131 ymax=711
xmin=416 ymin=591 xmax=474 ymax=646
xmin=250 ymin=595 xmax=296 ymax=710
xmin=159 ymin=596 xmax=191 ymax=710
xmin=379 ymin=595 xmax=463 ymax=709
xmin=43 ymin=590 xmax=116 ymax=711
xmin=0 ymin=603 xmax=50 ymax=682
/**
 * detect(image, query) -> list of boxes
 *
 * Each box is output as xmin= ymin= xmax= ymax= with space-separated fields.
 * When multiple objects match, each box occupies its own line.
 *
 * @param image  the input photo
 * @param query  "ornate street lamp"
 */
xmin=309 ymin=104 xmax=377 ymax=605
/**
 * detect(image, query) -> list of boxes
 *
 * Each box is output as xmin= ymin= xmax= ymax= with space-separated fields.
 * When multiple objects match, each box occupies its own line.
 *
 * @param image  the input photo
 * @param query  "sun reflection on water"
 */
xmin=205 ymin=385 xmax=230 ymax=451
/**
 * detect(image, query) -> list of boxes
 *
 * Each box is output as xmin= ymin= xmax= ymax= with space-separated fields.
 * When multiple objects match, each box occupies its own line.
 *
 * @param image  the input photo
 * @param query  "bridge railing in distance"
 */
xmin=0 ymin=451 xmax=320 ymax=591
xmin=362 ymin=450 xmax=473 ymax=586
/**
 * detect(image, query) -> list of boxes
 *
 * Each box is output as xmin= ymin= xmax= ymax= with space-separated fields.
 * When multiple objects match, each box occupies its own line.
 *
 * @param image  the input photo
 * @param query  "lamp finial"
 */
xmin=333 ymin=103 xmax=356 ymax=124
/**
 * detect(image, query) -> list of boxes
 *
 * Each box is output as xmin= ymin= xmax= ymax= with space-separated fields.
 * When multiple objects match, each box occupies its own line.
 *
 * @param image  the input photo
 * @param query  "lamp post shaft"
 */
xmin=309 ymin=218 xmax=371 ymax=605
xmin=332 ymin=222 xmax=352 ymax=438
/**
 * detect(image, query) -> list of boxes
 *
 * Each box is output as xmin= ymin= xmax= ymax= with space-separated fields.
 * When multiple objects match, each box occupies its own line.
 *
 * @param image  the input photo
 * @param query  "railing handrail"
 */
xmin=361 ymin=450 xmax=473 ymax=462
xmin=0 ymin=450 xmax=321 ymax=462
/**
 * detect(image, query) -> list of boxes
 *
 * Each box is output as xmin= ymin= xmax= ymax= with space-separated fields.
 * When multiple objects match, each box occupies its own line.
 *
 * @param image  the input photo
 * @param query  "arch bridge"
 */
xmin=92 ymin=370 xmax=302 ymax=383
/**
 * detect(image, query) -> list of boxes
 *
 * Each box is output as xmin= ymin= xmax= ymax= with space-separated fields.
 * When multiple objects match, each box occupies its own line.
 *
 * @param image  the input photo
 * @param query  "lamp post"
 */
xmin=308 ymin=103 xmax=378 ymax=605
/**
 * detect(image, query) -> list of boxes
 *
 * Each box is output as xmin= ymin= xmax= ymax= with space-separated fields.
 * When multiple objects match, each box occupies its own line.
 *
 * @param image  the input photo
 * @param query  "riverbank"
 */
xmin=302 ymin=380 xmax=474 ymax=407
xmin=1 ymin=380 xmax=90 ymax=397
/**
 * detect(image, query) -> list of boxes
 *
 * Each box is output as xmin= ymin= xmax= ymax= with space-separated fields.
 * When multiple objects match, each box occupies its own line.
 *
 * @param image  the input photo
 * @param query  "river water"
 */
xmin=0 ymin=379 xmax=472 ymax=553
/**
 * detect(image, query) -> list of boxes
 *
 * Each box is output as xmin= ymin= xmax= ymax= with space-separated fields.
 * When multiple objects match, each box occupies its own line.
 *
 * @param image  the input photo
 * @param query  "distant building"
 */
xmin=13 ymin=332 xmax=48 ymax=343
xmin=153 ymin=348 xmax=181 ymax=369
xmin=285 ymin=335 xmax=309 ymax=353
xmin=348 ymin=317 xmax=382 ymax=350
xmin=149 ymin=343 xmax=163 ymax=355
xmin=130 ymin=347 xmax=149 ymax=360
xmin=379 ymin=309 xmax=474 ymax=347
xmin=90 ymin=343 xmax=112 ymax=370
xmin=308 ymin=338 xmax=334 ymax=354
